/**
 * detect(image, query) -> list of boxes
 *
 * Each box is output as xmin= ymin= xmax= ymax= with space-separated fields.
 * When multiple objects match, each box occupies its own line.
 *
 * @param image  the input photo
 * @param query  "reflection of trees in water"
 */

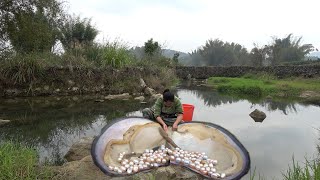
xmin=186 ymin=89 xmax=239 ymax=107
xmin=257 ymin=100 xmax=298 ymax=115
xmin=179 ymin=84 xmax=304 ymax=115
xmin=0 ymin=97 xmax=147 ymax=163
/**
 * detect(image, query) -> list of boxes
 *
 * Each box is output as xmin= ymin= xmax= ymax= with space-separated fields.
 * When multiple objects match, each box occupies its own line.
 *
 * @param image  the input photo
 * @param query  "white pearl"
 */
xmin=221 ymin=173 xmax=226 ymax=178
xmin=118 ymin=158 xmax=122 ymax=162
xmin=127 ymin=168 xmax=132 ymax=174
xmin=121 ymin=161 xmax=127 ymax=166
xmin=133 ymin=166 xmax=139 ymax=172
xmin=209 ymin=163 xmax=214 ymax=168
xmin=176 ymin=157 xmax=181 ymax=163
xmin=133 ymin=160 xmax=139 ymax=164
xmin=120 ymin=166 xmax=126 ymax=171
xmin=125 ymin=164 xmax=130 ymax=168
xmin=184 ymin=160 xmax=190 ymax=166
xmin=150 ymin=158 xmax=155 ymax=162
xmin=190 ymin=163 xmax=195 ymax=169
xmin=204 ymin=164 xmax=208 ymax=167
xmin=212 ymin=160 xmax=218 ymax=165
xmin=145 ymin=149 xmax=150 ymax=153
xmin=195 ymin=165 xmax=201 ymax=170
xmin=211 ymin=173 xmax=220 ymax=178
xmin=143 ymin=164 xmax=148 ymax=169
xmin=156 ymin=158 xmax=161 ymax=163
xmin=211 ymin=168 xmax=216 ymax=172
xmin=139 ymin=165 xmax=144 ymax=170
xmin=117 ymin=169 xmax=122 ymax=173
xmin=206 ymin=167 xmax=211 ymax=171
xmin=170 ymin=156 xmax=175 ymax=160
xmin=162 ymin=159 xmax=167 ymax=164
xmin=108 ymin=166 xmax=114 ymax=171
xmin=129 ymin=162 xmax=134 ymax=166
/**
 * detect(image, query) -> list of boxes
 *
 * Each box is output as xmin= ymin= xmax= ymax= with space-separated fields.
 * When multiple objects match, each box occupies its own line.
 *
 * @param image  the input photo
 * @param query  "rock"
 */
xmin=5 ymin=89 xmax=20 ymax=96
xmin=72 ymin=96 xmax=79 ymax=101
xmin=300 ymin=91 xmax=320 ymax=99
xmin=0 ymin=119 xmax=10 ymax=127
xmin=249 ymin=109 xmax=266 ymax=122
xmin=95 ymin=99 xmax=105 ymax=103
xmin=144 ymin=87 xmax=157 ymax=96
xmin=134 ymin=96 xmax=145 ymax=102
xmin=187 ymin=74 xmax=192 ymax=80
xmin=64 ymin=137 xmax=94 ymax=162
xmin=44 ymin=85 xmax=50 ymax=91
xmin=67 ymin=80 xmax=75 ymax=86
xmin=139 ymin=78 xmax=147 ymax=89
xmin=104 ymin=93 xmax=132 ymax=100
xmin=150 ymin=93 xmax=162 ymax=102
xmin=266 ymin=95 xmax=273 ymax=100
xmin=55 ymin=89 xmax=61 ymax=93
xmin=72 ymin=87 xmax=79 ymax=92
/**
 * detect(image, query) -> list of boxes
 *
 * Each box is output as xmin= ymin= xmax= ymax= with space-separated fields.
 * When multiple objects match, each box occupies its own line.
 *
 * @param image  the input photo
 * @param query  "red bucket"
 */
xmin=182 ymin=104 xmax=195 ymax=122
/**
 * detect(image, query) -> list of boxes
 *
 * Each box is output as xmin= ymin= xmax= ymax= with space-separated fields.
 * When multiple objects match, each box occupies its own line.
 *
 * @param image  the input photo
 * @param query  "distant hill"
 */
xmin=162 ymin=49 xmax=192 ymax=65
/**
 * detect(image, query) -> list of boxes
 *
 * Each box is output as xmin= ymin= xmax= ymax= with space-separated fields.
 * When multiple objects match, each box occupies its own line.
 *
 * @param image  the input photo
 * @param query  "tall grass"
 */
xmin=283 ymin=157 xmax=320 ymax=180
xmin=0 ymin=142 xmax=52 ymax=179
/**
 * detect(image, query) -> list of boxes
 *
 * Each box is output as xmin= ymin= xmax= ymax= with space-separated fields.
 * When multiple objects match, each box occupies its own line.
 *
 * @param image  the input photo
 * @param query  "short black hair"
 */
xmin=163 ymin=89 xmax=174 ymax=102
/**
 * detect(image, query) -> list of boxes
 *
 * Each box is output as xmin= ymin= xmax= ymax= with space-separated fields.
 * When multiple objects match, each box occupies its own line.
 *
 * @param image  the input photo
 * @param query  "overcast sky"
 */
xmin=67 ymin=0 xmax=319 ymax=53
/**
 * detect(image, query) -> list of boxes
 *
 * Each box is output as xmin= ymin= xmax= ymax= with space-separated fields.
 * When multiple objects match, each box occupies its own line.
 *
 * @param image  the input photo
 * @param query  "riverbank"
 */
xmin=207 ymin=74 xmax=320 ymax=102
xmin=2 ymin=139 xmax=318 ymax=180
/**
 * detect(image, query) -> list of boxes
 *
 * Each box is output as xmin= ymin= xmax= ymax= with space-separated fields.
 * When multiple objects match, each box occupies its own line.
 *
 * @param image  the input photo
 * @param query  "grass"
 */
xmin=0 ymin=142 xmax=53 ymax=180
xmin=282 ymin=157 xmax=320 ymax=180
xmin=208 ymin=73 xmax=320 ymax=99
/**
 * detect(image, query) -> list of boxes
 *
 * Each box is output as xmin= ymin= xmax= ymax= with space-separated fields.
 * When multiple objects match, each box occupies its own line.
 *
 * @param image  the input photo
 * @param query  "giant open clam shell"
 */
xmin=91 ymin=117 xmax=250 ymax=179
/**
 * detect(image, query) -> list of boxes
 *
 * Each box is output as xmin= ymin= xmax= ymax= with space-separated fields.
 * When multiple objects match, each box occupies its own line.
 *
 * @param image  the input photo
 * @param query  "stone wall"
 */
xmin=176 ymin=65 xmax=320 ymax=79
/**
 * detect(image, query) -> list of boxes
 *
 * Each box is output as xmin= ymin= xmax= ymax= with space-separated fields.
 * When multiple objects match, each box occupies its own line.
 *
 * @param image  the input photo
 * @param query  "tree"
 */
xmin=194 ymin=39 xmax=250 ymax=66
xmin=144 ymin=38 xmax=160 ymax=57
xmin=250 ymin=44 xmax=270 ymax=66
xmin=173 ymin=52 xmax=179 ymax=63
xmin=267 ymin=34 xmax=314 ymax=65
xmin=0 ymin=0 xmax=65 ymax=53
xmin=60 ymin=15 xmax=98 ymax=50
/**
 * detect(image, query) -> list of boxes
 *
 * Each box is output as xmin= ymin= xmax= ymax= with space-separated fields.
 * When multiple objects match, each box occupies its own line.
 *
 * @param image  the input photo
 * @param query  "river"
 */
xmin=1 ymin=83 xmax=320 ymax=179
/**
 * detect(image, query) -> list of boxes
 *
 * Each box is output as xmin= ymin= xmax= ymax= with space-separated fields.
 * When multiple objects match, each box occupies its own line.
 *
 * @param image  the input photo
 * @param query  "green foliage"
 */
xmin=0 ymin=0 xmax=65 ymax=53
xmin=282 ymin=157 xmax=320 ymax=180
xmin=208 ymin=76 xmax=320 ymax=98
xmin=0 ymin=142 xmax=52 ymax=179
xmin=144 ymin=38 xmax=161 ymax=57
xmin=251 ymin=34 xmax=314 ymax=66
xmin=172 ymin=52 xmax=179 ymax=64
xmin=60 ymin=15 xmax=98 ymax=50
xmin=191 ymin=39 xmax=250 ymax=66
xmin=65 ymin=40 xmax=133 ymax=68
xmin=0 ymin=53 xmax=46 ymax=84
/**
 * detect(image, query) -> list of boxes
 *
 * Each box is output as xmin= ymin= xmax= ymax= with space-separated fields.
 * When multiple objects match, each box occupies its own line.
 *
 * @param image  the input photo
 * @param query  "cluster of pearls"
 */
xmin=170 ymin=147 xmax=226 ymax=179
xmin=108 ymin=145 xmax=226 ymax=179
xmin=108 ymin=145 xmax=169 ymax=174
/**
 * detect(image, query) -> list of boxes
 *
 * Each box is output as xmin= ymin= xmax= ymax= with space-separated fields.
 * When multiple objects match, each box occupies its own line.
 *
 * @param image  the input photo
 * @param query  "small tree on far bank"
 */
xmin=144 ymin=38 xmax=161 ymax=59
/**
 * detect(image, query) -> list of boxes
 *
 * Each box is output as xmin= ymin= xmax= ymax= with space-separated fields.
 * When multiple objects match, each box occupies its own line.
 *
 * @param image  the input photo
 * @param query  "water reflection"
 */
xmin=0 ymin=96 xmax=150 ymax=163
xmin=178 ymin=83 xmax=311 ymax=115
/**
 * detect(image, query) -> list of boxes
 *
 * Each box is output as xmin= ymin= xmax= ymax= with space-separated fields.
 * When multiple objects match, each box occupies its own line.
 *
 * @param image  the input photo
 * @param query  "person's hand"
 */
xmin=162 ymin=123 xmax=168 ymax=132
xmin=172 ymin=123 xmax=178 ymax=131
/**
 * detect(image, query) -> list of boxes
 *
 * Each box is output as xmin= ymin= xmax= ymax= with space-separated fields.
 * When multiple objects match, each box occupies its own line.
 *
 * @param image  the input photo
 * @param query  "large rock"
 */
xmin=0 ymin=119 xmax=10 ymax=127
xmin=134 ymin=96 xmax=145 ymax=102
xmin=104 ymin=93 xmax=132 ymax=100
xmin=249 ymin=109 xmax=267 ymax=122
xmin=52 ymin=156 xmax=204 ymax=180
xmin=64 ymin=137 xmax=94 ymax=162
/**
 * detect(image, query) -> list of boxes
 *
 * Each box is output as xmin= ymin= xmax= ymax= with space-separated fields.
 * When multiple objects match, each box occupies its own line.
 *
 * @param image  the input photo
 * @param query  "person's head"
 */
xmin=163 ymin=89 xmax=174 ymax=107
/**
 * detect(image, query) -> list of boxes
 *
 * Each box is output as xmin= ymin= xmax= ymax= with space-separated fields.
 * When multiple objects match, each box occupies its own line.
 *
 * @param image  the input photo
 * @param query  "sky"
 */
xmin=67 ymin=0 xmax=320 ymax=53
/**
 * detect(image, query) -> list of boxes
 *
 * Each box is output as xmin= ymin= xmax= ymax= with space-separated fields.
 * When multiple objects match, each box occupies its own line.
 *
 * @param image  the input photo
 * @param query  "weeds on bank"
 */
xmin=0 ymin=141 xmax=53 ymax=180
